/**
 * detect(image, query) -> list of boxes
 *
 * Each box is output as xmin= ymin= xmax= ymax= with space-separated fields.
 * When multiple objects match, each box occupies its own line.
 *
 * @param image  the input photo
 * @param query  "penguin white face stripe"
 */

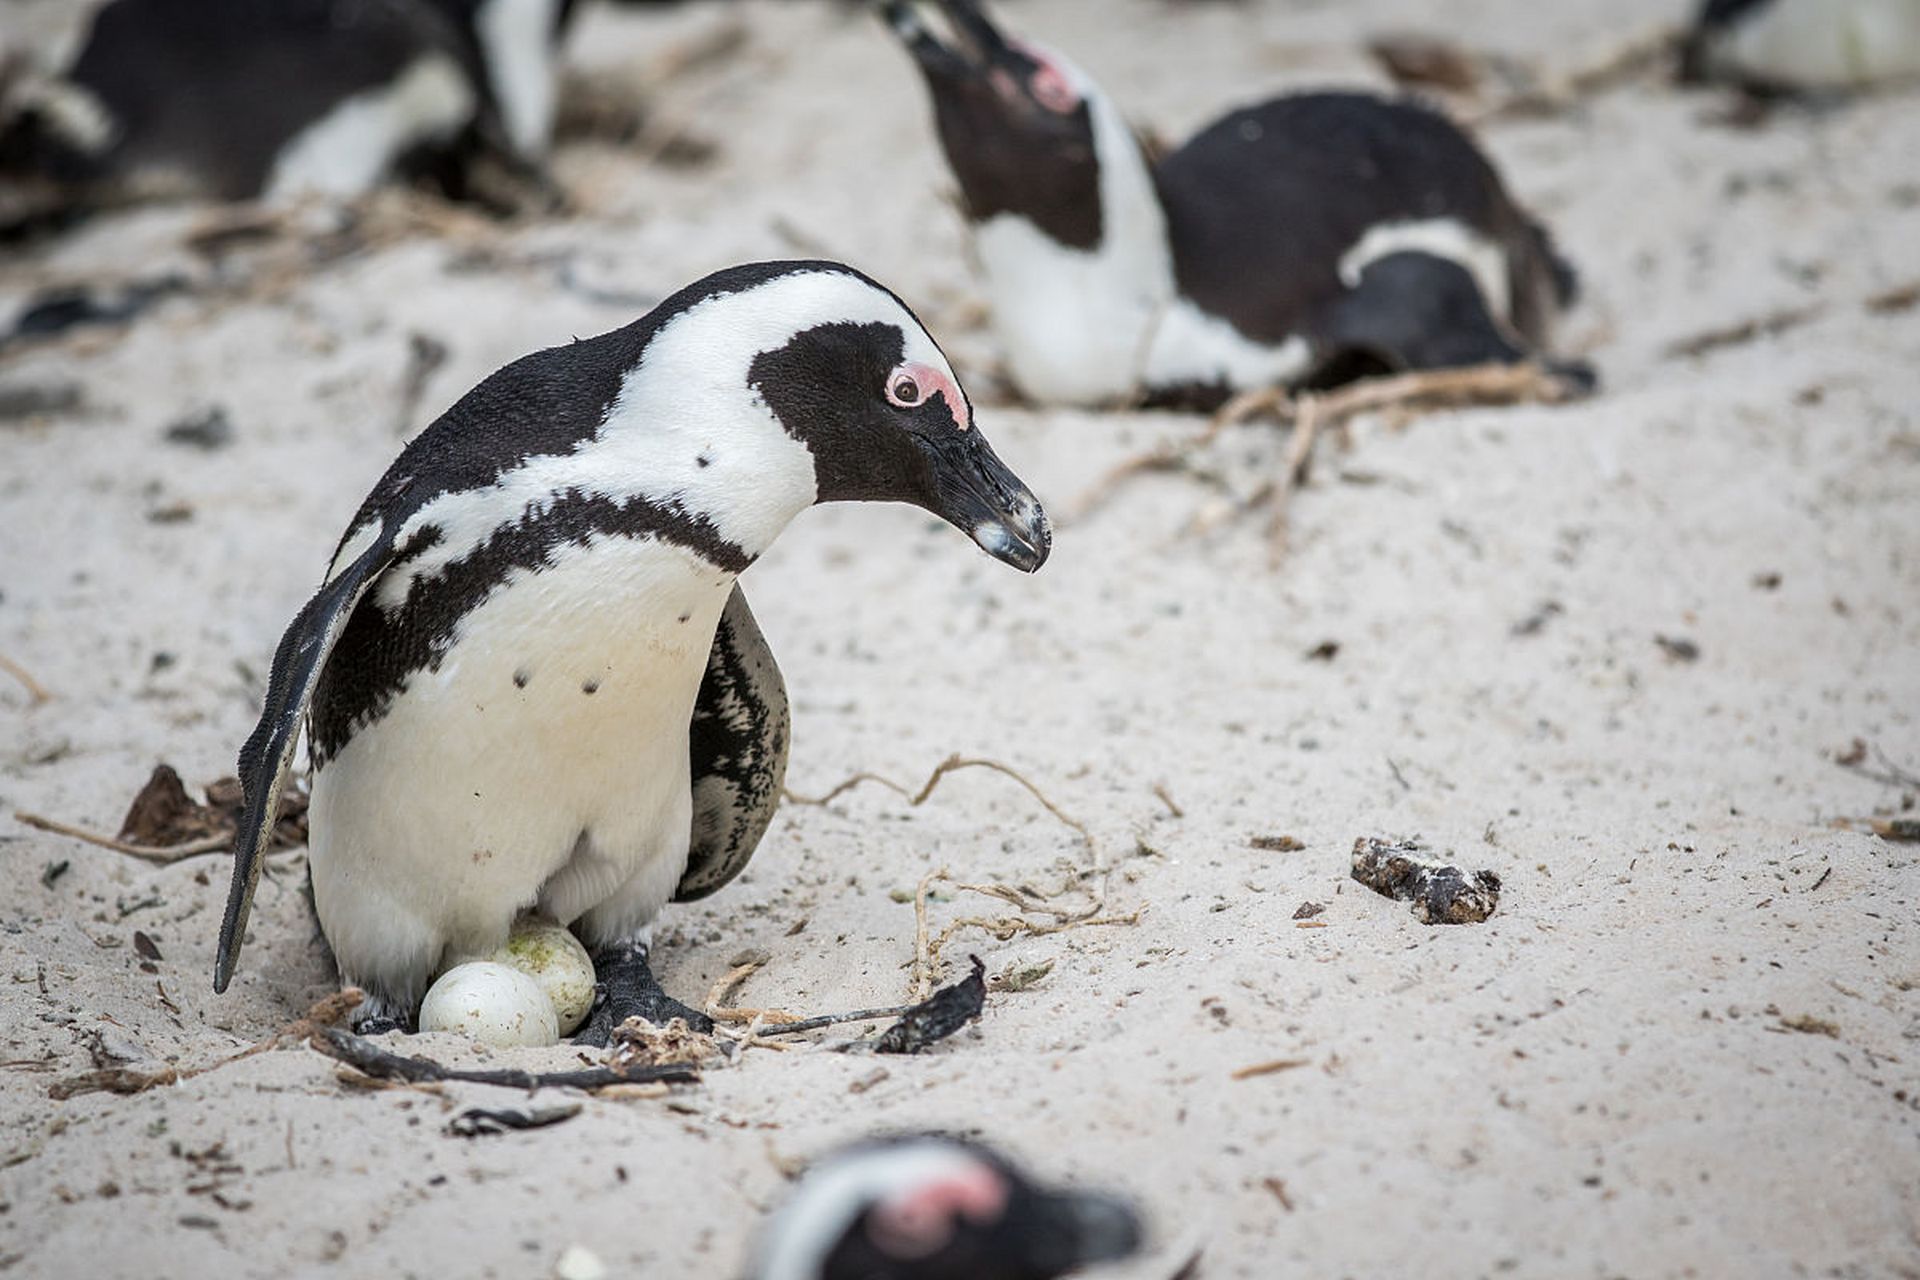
xmin=754 ymin=1142 xmax=997 ymax=1280
xmin=373 ymin=269 xmax=960 ymax=615
xmin=1339 ymin=218 xmax=1513 ymax=325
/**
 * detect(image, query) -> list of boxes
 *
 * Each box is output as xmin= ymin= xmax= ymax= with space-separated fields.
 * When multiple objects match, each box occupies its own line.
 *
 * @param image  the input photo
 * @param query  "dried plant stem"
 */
xmin=0 ymin=654 xmax=52 ymax=705
xmin=13 ymin=811 xmax=230 ymax=863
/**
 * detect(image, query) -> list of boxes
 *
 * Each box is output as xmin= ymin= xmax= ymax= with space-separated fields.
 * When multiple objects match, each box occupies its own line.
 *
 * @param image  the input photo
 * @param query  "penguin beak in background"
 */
xmin=921 ymin=427 xmax=1051 ymax=573
xmin=881 ymin=0 xmax=1012 ymax=79
xmin=1022 ymin=1189 xmax=1145 ymax=1272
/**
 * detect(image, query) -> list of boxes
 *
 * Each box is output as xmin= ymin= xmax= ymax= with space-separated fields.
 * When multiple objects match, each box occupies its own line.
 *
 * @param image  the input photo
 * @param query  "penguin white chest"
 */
xmin=307 ymin=534 xmax=735 ymax=995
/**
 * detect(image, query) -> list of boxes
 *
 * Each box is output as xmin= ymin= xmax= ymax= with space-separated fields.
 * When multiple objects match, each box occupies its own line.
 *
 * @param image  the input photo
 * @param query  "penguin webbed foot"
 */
xmin=349 ymin=992 xmax=414 ymax=1036
xmin=573 ymin=941 xmax=713 ymax=1046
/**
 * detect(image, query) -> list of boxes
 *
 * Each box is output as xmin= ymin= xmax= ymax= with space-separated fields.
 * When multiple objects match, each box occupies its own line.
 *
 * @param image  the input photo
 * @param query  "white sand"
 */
xmin=1 ymin=1 xmax=1917 ymax=1276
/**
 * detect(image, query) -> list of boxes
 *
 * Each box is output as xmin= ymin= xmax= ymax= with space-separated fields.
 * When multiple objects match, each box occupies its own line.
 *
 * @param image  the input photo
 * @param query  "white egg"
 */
xmin=418 ymin=961 xmax=560 ymax=1047
xmin=489 ymin=918 xmax=597 ymax=1036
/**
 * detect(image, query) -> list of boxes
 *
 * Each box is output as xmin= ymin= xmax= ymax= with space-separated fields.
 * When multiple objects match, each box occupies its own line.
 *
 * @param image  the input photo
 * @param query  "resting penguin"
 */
xmin=214 ymin=259 xmax=1051 ymax=1041
xmin=0 ymin=0 xmax=483 ymax=204
xmin=881 ymin=0 xmax=1589 ymax=410
xmin=749 ymin=1135 xmax=1142 ymax=1280
xmin=423 ymin=0 xmax=580 ymax=164
xmin=1681 ymin=0 xmax=1920 ymax=93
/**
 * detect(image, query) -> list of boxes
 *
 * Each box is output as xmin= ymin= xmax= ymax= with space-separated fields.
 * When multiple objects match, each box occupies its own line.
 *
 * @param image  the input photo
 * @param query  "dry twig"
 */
xmin=12 ymin=811 xmax=230 ymax=864
xmin=1065 ymin=363 xmax=1574 ymax=531
xmin=0 ymin=653 xmax=52 ymax=705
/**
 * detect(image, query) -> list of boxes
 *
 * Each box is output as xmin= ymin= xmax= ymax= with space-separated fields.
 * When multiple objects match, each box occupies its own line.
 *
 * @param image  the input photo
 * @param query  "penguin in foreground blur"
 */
xmin=751 ymin=1135 xmax=1143 ymax=1280
xmin=882 ymin=0 xmax=1590 ymax=410
xmin=1681 ymin=0 xmax=1920 ymax=92
xmin=214 ymin=259 xmax=1052 ymax=1039
xmin=0 ymin=0 xmax=487 ymax=204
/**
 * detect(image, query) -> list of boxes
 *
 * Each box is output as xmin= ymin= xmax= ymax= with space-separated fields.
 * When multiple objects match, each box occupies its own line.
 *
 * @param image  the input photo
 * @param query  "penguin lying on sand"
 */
xmin=0 ymin=0 xmax=489 ymax=205
xmin=1681 ymin=0 xmax=1920 ymax=93
xmin=750 ymin=1135 xmax=1142 ymax=1280
xmin=214 ymin=259 xmax=1051 ymax=1040
xmin=882 ymin=0 xmax=1590 ymax=409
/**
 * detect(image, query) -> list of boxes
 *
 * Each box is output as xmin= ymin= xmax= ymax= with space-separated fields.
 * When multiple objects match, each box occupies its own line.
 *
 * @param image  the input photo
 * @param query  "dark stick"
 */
xmin=756 ymin=1004 xmax=921 ymax=1037
xmin=310 ymin=1027 xmax=700 ymax=1091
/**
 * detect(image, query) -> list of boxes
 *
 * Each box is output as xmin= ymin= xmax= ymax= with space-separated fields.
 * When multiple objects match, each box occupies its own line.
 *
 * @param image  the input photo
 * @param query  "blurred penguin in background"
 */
xmin=1681 ymin=0 xmax=1920 ymax=92
xmin=0 ymin=0 xmax=491 ymax=206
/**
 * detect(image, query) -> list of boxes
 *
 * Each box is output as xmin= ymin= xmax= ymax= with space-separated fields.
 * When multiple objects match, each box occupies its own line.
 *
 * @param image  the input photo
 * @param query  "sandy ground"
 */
xmin=2 ymin=1 xmax=1918 ymax=1277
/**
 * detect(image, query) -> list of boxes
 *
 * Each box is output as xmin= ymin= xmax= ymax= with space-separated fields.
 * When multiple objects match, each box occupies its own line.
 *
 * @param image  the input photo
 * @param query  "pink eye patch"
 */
xmin=868 ymin=1163 xmax=1010 ymax=1258
xmin=886 ymin=360 xmax=971 ymax=431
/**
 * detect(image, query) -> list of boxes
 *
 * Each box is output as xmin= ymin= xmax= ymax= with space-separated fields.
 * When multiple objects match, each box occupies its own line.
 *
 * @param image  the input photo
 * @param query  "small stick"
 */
xmin=1152 ymin=784 xmax=1184 ymax=819
xmin=911 ymin=867 xmax=946 ymax=1002
xmin=309 ymin=1027 xmax=699 ymax=1092
xmin=0 ymin=653 xmax=52 ymax=705
xmin=756 ymin=1003 xmax=921 ymax=1037
xmin=12 ymin=811 xmax=230 ymax=864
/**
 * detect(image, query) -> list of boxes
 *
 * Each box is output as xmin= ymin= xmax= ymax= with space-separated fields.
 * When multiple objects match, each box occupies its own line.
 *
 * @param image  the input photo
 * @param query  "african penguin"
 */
xmin=214 ymin=259 xmax=1051 ymax=1040
xmin=424 ymin=0 xmax=580 ymax=162
xmin=1681 ymin=0 xmax=1920 ymax=92
xmin=0 ymin=0 xmax=484 ymax=204
xmin=882 ymin=0 xmax=1590 ymax=410
xmin=751 ymin=1135 xmax=1142 ymax=1280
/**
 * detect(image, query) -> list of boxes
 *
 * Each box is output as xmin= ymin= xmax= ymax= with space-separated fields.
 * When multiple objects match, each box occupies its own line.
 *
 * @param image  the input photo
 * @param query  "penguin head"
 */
xmin=881 ymin=0 xmax=1104 ymax=250
xmin=752 ymin=1134 xmax=1143 ymax=1280
xmin=719 ymin=262 xmax=1051 ymax=572
xmin=1679 ymin=0 xmax=1771 ymax=83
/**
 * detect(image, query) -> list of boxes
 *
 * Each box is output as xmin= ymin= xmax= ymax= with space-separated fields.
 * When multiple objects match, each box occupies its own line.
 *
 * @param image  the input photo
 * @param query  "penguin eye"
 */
xmin=889 ymin=374 xmax=924 ymax=407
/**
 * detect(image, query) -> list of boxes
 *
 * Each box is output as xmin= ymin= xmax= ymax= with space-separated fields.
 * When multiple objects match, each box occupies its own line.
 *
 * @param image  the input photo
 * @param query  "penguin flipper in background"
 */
xmin=214 ymin=523 xmax=399 ymax=996
xmin=675 ymin=584 xmax=791 ymax=904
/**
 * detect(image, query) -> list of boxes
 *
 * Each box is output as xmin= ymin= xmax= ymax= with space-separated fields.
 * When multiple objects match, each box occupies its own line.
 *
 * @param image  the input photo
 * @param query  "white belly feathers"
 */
xmin=308 ymin=534 xmax=733 ymax=1001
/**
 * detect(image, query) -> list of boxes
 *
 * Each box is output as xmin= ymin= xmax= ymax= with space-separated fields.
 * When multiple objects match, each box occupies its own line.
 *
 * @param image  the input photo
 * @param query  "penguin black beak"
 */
xmin=923 ymin=429 xmax=1051 ymax=573
xmin=880 ymin=0 xmax=1014 ymax=77
xmin=1024 ymin=1189 xmax=1145 ymax=1272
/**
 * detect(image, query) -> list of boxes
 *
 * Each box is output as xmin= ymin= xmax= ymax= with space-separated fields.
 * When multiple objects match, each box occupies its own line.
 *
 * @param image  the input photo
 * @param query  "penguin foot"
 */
xmin=574 ymin=941 xmax=714 ymax=1046
xmin=349 ymin=992 xmax=413 ymax=1036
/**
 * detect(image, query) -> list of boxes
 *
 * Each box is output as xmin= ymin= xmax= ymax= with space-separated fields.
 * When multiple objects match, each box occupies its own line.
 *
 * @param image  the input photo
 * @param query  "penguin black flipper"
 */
xmin=214 ymin=528 xmax=397 ymax=993
xmin=674 ymin=584 xmax=790 ymax=903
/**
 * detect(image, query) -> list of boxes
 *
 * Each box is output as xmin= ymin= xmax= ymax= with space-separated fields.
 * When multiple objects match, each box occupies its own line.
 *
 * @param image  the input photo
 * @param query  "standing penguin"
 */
xmin=749 ymin=1135 xmax=1142 ymax=1280
xmin=0 ymin=0 xmax=487 ymax=204
xmin=424 ymin=0 xmax=581 ymax=164
xmin=881 ymin=0 xmax=1588 ymax=409
xmin=1681 ymin=0 xmax=1920 ymax=92
xmin=214 ymin=259 xmax=1052 ymax=1039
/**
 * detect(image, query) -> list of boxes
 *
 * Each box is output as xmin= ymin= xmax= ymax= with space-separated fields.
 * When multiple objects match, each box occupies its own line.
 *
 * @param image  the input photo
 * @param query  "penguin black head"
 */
xmin=752 ymin=1134 xmax=1143 ymax=1280
xmin=881 ymin=0 xmax=1103 ymax=250
xmin=744 ymin=278 xmax=1049 ymax=571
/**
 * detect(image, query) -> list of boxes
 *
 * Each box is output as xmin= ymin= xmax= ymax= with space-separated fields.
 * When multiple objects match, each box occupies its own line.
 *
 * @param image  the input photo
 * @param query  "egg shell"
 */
xmin=418 ymin=961 xmax=560 ymax=1047
xmin=490 ymin=920 xmax=597 ymax=1036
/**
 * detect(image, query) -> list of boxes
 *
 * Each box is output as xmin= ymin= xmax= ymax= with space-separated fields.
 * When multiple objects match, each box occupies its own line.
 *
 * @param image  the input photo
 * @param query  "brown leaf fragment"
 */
xmin=1250 ymin=835 xmax=1305 ymax=852
xmin=132 ymin=931 xmax=162 ymax=961
xmin=1368 ymin=33 xmax=1484 ymax=92
xmin=1291 ymin=901 xmax=1325 ymax=921
xmin=1778 ymin=1014 xmax=1840 ymax=1038
xmin=1231 ymin=1058 xmax=1309 ymax=1081
xmin=118 ymin=765 xmax=221 ymax=846
xmin=875 ymin=956 xmax=986 ymax=1055
xmin=1350 ymin=837 xmax=1501 ymax=925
